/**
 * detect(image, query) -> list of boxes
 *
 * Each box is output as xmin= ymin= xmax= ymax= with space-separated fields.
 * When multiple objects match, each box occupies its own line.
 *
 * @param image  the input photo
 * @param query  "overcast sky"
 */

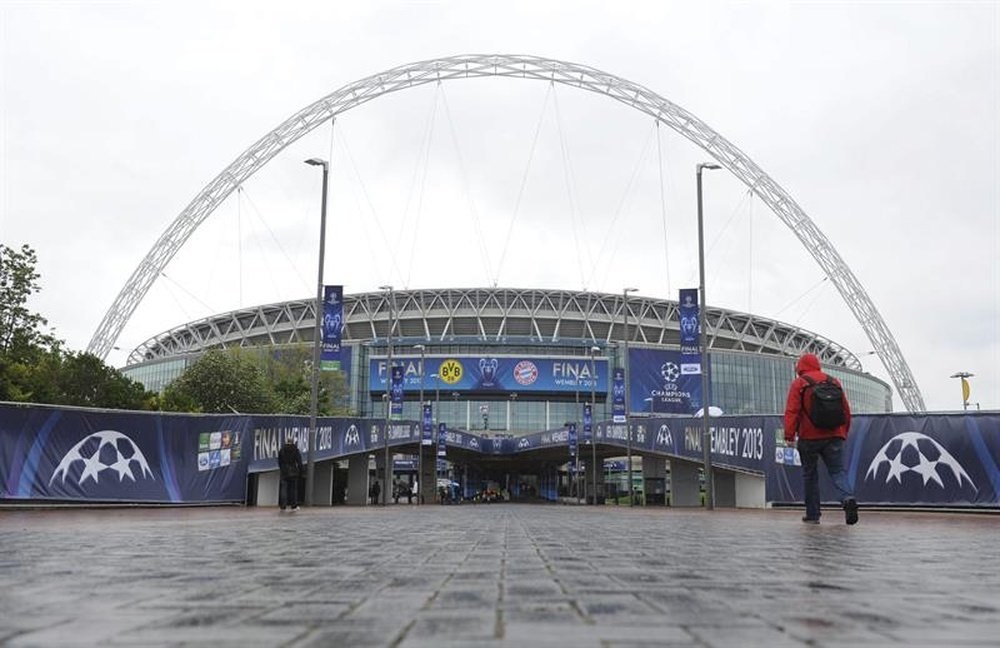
xmin=1 ymin=0 xmax=997 ymax=412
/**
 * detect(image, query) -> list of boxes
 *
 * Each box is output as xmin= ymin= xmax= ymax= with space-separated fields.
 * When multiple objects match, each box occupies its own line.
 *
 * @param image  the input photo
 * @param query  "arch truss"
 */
xmin=88 ymin=54 xmax=925 ymax=411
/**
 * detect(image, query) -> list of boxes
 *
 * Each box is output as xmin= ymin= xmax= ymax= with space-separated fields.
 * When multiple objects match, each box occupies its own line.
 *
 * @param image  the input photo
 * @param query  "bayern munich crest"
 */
xmin=513 ymin=360 xmax=538 ymax=386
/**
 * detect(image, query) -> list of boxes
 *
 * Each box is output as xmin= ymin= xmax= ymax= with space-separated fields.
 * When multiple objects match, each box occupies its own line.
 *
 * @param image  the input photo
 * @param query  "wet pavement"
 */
xmin=1 ymin=504 xmax=998 ymax=646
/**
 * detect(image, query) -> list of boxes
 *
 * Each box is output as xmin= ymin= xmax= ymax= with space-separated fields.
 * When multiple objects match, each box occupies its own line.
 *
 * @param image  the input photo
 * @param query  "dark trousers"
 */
xmin=279 ymin=476 xmax=299 ymax=509
xmin=798 ymin=437 xmax=853 ymax=520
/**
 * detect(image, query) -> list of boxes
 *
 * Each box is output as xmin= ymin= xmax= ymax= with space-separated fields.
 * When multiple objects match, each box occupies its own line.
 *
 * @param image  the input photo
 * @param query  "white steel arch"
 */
xmin=88 ymin=54 xmax=925 ymax=411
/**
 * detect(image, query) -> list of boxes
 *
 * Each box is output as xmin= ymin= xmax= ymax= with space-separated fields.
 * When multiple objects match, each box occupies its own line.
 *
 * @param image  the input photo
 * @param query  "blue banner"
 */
xmin=320 ymin=285 xmax=343 ymax=371
xmin=769 ymin=414 xmax=1000 ymax=507
xmin=369 ymin=356 xmax=608 ymax=395
xmin=437 ymin=423 xmax=447 ymax=458
xmin=612 ymin=368 xmax=626 ymax=423
xmin=678 ymin=288 xmax=701 ymax=376
xmin=6 ymin=402 xmax=997 ymax=509
xmin=422 ymin=404 xmax=433 ymax=446
xmin=390 ymin=365 xmax=403 ymax=419
xmin=583 ymin=403 xmax=592 ymax=443
xmin=568 ymin=423 xmax=577 ymax=456
xmin=628 ymin=348 xmax=703 ymax=415
xmin=0 ymin=403 xmax=248 ymax=503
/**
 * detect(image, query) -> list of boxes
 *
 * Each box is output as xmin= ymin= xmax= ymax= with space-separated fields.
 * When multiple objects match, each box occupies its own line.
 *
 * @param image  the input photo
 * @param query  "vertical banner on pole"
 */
xmin=437 ymin=423 xmax=447 ymax=457
xmin=390 ymin=365 xmax=404 ymax=420
xmin=422 ymin=404 xmax=433 ymax=446
xmin=583 ymin=404 xmax=592 ymax=443
xmin=320 ymin=285 xmax=343 ymax=371
xmin=568 ymin=423 xmax=577 ymax=457
xmin=678 ymin=288 xmax=701 ymax=376
xmin=612 ymin=368 xmax=626 ymax=423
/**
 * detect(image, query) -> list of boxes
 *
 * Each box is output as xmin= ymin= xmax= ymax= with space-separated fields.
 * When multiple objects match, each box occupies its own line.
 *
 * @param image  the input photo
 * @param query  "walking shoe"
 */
xmin=291 ymin=506 xmax=300 ymax=512
xmin=843 ymin=498 xmax=859 ymax=525
xmin=801 ymin=517 xmax=820 ymax=525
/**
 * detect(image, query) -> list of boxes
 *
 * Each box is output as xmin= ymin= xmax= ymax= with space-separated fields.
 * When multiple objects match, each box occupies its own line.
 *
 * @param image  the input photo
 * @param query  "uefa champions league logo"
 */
xmin=469 ymin=438 xmax=480 ymax=450
xmin=865 ymin=432 xmax=977 ymax=491
xmin=323 ymin=311 xmax=341 ymax=337
xmin=613 ymin=381 xmax=625 ymax=399
xmin=345 ymin=425 xmax=360 ymax=446
xmin=50 ymin=430 xmax=155 ymax=487
xmin=479 ymin=358 xmax=498 ymax=383
xmin=518 ymin=438 xmax=530 ymax=449
xmin=680 ymin=315 xmax=698 ymax=337
xmin=660 ymin=362 xmax=680 ymax=384
xmin=656 ymin=424 xmax=673 ymax=447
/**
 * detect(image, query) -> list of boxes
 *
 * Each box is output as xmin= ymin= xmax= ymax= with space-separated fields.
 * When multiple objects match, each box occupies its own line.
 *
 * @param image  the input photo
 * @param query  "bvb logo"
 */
xmin=439 ymin=359 xmax=463 ymax=385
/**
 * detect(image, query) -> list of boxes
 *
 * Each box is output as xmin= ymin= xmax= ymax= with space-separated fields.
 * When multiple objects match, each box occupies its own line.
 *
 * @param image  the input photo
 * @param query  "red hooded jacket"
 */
xmin=783 ymin=353 xmax=851 ymax=443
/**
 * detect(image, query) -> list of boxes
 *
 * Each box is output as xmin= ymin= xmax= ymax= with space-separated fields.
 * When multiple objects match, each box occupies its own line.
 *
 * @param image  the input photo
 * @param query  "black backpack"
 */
xmin=800 ymin=375 xmax=846 ymax=429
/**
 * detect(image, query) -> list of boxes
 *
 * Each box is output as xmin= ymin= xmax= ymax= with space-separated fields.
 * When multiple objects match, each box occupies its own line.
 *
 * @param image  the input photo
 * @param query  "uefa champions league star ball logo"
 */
xmin=865 ymin=432 xmax=977 ymax=491
xmin=680 ymin=315 xmax=698 ymax=337
xmin=50 ymin=430 xmax=155 ymax=487
xmin=660 ymin=362 xmax=680 ymax=384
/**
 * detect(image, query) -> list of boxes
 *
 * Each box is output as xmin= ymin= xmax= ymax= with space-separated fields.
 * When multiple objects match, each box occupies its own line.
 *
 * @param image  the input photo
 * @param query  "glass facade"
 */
xmin=122 ymin=357 xmax=192 ymax=394
xmin=709 ymin=351 xmax=890 ymax=415
xmin=123 ymin=339 xmax=891 ymax=423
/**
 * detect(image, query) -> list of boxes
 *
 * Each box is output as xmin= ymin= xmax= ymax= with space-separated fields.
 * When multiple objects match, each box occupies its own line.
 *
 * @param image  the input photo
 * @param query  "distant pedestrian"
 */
xmin=393 ymin=478 xmax=402 ymax=504
xmin=369 ymin=480 xmax=381 ymax=506
xmin=407 ymin=480 xmax=415 ymax=504
xmin=277 ymin=438 xmax=304 ymax=512
xmin=784 ymin=353 xmax=859 ymax=525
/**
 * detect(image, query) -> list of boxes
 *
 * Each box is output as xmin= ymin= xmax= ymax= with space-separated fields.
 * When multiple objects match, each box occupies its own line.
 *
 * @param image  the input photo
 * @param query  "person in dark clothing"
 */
xmin=277 ymin=438 xmax=304 ymax=512
xmin=784 ymin=353 xmax=859 ymax=525
xmin=369 ymin=480 xmax=381 ymax=506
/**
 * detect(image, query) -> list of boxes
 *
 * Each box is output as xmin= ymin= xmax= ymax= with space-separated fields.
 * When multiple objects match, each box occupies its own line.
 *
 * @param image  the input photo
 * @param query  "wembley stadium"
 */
xmin=121 ymin=286 xmax=892 ymax=429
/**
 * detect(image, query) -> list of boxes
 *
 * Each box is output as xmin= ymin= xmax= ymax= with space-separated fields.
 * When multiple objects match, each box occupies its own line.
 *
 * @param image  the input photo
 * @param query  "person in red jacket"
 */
xmin=784 ymin=353 xmax=859 ymax=525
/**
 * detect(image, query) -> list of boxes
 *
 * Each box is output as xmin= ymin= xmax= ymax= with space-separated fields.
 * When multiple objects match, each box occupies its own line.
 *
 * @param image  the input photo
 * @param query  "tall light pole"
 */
xmin=431 ymin=372 xmax=440 ymax=503
xmin=590 ymin=345 xmax=600 ymax=505
xmin=380 ymin=284 xmax=394 ymax=506
xmin=303 ymin=157 xmax=328 ymax=507
xmin=697 ymin=162 xmax=721 ymax=510
xmin=622 ymin=287 xmax=638 ymax=506
xmin=414 ymin=343 xmax=426 ymax=504
xmin=950 ymin=372 xmax=974 ymax=411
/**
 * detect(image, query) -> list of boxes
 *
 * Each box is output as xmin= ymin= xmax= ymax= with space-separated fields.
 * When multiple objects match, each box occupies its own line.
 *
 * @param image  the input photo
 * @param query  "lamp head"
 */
xmin=304 ymin=158 xmax=328 ymax=168
xmin=698 ymin=162 xmax=722 ymax=172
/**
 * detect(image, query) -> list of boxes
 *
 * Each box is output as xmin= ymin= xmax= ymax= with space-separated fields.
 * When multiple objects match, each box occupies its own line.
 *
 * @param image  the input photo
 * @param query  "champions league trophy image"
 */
xmin=479 ymin=358 xmax=499 ymax=388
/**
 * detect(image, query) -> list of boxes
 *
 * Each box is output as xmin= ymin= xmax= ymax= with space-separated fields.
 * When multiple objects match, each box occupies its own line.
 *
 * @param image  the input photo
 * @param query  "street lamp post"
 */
xmin=414 ymin=343 xmax=426 ymax=504
xmin=380 ymin=284 xmax=395 ymax=506
xmin=950 ymin=372 xmax=974 ymax=411
xmin=303 ymin=157 xmax=329 ymax=507
xmin=590 ymin=345 xmax=599 ymax=505
xmin=697 ymin=162 xmax=721 ymax=510
xmin=431 ymin=372 xmax=440 ymax=503
xmin=622 ymin=287 xmax=638 ymax=506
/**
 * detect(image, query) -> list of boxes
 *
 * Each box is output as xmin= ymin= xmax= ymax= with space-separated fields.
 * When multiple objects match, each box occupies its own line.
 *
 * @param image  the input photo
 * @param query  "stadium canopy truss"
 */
xmin=89 ymin=54 xmax=925 ymax=411
xmin=130 ymin=287 xmax=859 ymax=372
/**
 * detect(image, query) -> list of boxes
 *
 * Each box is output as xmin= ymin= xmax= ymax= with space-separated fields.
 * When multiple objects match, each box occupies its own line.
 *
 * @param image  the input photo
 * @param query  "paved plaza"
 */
xmin=1 ymin=504 xmax=998 ymax=646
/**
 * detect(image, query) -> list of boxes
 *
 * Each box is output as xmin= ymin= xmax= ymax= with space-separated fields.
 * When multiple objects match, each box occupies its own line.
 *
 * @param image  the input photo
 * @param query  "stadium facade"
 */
xmin=122 ymin=287 xmax=892 ymax=429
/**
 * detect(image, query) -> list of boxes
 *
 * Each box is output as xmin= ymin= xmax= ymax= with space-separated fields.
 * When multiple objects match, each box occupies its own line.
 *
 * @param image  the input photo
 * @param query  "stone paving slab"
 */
xmin=1 ymin=505 xmax=998 ymax=646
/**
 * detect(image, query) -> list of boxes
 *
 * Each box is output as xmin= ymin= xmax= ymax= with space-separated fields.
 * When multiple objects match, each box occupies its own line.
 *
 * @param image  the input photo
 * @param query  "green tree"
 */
xmin=55 ymin=352 xmax=155 ymax=410
xmin=162 ymin=348 xmax=275 ymax=413
xmin=0 ymin=244 xmax=57 ymax=358
xmin=259 ymin=346 xmax=352 ymax=415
